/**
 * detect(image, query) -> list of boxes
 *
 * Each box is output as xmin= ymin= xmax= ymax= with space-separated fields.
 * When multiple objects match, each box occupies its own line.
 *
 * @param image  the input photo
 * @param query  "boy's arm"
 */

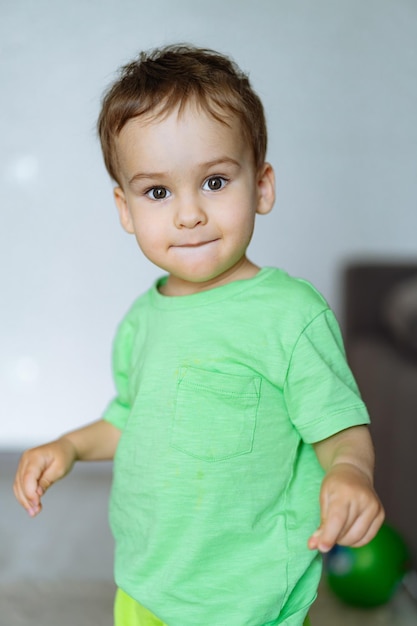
xmin=13 ymin=419 xmax=120 ymax=518
xmin=308 ymin=425 xmax=385 ymax=553
xmin=61 ymin=418 xmax=121 ymax=461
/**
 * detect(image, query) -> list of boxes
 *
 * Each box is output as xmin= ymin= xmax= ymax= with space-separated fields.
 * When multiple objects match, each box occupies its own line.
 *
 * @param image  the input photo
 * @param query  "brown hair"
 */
xmin=97 ymin=44 xmax=268 ymax=185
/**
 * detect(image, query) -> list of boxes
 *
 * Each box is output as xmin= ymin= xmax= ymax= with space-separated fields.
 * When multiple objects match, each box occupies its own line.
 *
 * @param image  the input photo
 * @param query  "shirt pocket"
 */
xmin=171 ymin=366 xmax=261 ymax=462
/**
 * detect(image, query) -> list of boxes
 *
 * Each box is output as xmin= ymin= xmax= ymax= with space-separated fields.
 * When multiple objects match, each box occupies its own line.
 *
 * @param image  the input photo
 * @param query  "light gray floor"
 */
xmin=1 ymin=451 xmax=416 ymax=625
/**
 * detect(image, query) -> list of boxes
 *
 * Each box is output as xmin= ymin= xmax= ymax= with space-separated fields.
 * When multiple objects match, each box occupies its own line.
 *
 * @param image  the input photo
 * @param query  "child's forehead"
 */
xmin=128 ymin=98 xmax=236 ymax=132
xmin=114 ymin=103 xmax=255 ymax=182
xmin=118 ymin=101 xmax=243 ymax=151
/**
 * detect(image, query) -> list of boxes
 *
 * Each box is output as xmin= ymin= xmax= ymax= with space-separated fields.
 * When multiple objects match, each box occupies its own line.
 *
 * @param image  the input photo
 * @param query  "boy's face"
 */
xmin=113 ymin=103 xmax=275 ymax=295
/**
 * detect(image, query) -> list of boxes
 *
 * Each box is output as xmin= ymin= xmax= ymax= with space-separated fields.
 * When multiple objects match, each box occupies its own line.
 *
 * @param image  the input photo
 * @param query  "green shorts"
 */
xmin=114 ymin=588 xmax=312 ymax=626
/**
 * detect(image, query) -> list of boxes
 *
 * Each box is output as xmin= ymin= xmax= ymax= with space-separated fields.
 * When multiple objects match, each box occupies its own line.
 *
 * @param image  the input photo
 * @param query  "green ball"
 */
xmin=326 ymin=524 xmax=410 ymax=608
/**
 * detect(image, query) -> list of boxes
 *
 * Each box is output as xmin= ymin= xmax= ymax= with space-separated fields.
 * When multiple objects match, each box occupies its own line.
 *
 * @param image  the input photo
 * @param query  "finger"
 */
xmin=22 ymin=468 xmax=42 ymax=502
xmin=339 ymin=507 xmax=385 ymax=548
xmin=22 ymin=456 xmax=51 ymax=499
xmin=308 ymin=528 xmax=330 ymax=551
xmin=316 ymin=486 xmax=353 ymax=552
xmin=13 ymin=476 xmax=30 ymax=511
xmin=308 ymin=529 xmax=320 ymax=550
xmin=15 ymin=453 xmax=50 ymax=515
xmin=13 ymin=468 xmax=41 ymax=516
xmin=13 ymin=458 xmax=32 ymax=505
xmin=38 ymin=473 xmax=53 ymax=494
xmin=317 ymin=504 xmax=353 ymax=552
xmin=36 ymin=460 xmax=63 ymax=494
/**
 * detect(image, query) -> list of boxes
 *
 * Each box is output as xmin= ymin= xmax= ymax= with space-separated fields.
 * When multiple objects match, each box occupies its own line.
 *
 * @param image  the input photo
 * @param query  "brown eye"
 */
xmin=147 ymin=186 xmax=170 ymax=200
xmin=204 ymin=176 xmax=227 ymax=191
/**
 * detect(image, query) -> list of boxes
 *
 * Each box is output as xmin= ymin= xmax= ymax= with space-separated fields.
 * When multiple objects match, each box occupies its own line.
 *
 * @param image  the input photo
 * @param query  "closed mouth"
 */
xmin=173 ymin=239 xmax=219 ymax=248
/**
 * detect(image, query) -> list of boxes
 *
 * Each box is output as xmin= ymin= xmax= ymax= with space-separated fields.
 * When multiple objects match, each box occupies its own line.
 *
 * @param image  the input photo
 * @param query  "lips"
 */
xmin=173 ymin=239 xmax=219 ymax=248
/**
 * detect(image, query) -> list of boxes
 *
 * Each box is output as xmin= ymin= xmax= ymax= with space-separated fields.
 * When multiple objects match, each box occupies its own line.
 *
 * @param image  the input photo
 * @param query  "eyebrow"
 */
xmin=201 ymin=157 xmax=241 ymax=170
xmin=127 ymin=157 xmax=241 ymax=185
xmin=128 ymin=171 xmax=166 ymax=185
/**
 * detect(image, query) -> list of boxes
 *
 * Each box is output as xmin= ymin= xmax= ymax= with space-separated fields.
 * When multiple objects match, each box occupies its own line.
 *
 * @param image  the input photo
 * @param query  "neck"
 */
xmin=160 ymin=258 xmax=260 ymax=296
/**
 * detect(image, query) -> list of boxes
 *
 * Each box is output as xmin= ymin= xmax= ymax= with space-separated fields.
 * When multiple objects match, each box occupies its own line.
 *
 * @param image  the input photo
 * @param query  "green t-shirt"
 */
xmin=103 ymin=267 xmax=369 ymax=626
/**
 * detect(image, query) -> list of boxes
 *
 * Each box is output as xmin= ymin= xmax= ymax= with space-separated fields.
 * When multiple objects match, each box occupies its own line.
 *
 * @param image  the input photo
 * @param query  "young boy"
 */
xmin=14 ymin=45 xmax=384 ymax=626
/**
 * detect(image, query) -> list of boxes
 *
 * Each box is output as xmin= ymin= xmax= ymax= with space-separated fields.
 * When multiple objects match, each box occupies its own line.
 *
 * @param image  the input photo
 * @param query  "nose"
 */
xmin=174 ymin=192 xmax=207 ymax=229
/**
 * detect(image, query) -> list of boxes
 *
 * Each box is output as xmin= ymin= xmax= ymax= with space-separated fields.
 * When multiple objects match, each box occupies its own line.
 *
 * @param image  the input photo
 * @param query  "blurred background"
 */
xmin=1 ymin=0 xmax=416 ymax=447
xmin=1 ymin=1 xmax=417 ymax=624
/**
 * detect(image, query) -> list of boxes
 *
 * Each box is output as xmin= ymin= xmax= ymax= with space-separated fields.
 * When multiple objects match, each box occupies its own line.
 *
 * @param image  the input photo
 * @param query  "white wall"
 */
xmin=1 ymin=0 xmax=416 ymax=447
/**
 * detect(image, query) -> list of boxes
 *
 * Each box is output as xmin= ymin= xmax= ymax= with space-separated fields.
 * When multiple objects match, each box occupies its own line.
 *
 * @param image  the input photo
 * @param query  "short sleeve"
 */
xmin=284 ymin=309 xmax=370 ymax=443
xmin=102 ymin=313 xmax=136 ymax=431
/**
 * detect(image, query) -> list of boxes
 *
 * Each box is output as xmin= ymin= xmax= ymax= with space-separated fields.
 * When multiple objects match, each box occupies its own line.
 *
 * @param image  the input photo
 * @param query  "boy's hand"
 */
xmin=308 ymin=462 xmax=384 ymax=553
xmin=13 ymin=438 xmax=77 ymax=517
xmin=13 ymin=420 xmax=120 ymax=517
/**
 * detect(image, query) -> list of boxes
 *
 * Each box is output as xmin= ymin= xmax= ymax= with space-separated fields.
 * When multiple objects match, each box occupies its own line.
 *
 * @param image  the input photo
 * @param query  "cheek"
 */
xmin=133 ymin=215 xmax=165 ymax=252
xmin=224 ymin=202 xmax=257 ymax=238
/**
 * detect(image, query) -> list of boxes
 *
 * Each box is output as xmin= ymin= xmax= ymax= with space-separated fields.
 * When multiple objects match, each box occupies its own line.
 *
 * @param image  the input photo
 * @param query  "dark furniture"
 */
xmin=344 ymin=262 xmax=417 ymax=569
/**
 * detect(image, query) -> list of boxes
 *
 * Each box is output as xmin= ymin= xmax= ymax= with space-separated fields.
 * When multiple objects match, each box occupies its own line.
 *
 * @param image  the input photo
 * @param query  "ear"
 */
xmin=114 ymin=187 xmax=135 ymax=234
xmin=256 ymin=162 xmax=275 ymax=215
